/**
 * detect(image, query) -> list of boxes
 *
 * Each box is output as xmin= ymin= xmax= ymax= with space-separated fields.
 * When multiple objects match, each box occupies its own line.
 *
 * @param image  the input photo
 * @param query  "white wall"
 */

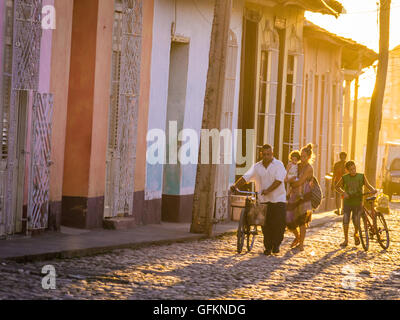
xmin=146 ymin=0 xmax=244 ymax=200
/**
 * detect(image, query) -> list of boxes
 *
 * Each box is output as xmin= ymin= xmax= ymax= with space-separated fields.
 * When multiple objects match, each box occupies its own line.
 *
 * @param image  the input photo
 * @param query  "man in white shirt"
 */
xmin=231 ymin=144 xmax=287 ymax=255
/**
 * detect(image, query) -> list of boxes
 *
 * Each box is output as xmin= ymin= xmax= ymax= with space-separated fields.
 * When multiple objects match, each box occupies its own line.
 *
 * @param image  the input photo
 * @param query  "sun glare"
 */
xmin=305 ymin=0 xmax=400 ymax=98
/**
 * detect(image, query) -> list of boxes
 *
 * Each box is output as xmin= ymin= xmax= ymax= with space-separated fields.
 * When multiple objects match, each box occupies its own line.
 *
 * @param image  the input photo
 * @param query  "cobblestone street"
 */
xmin=1 ymin=203 xmax=400 ymax=300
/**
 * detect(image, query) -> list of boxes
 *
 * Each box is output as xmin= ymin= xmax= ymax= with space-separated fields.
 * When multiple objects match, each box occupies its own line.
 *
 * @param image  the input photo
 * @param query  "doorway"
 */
xmin=236 ymin=18 xmax=258 ymax=183
xmin=161 ymin=40 xmax=190 ymax=222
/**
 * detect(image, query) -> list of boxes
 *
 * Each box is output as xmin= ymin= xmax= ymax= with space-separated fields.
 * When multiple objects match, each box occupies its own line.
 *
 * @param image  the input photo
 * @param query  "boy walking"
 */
xmin=335 ymin=161 xmax=377 ymax=247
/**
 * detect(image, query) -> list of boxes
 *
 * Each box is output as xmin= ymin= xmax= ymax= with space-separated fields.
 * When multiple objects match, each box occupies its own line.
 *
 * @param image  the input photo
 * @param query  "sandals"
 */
xmin=290 ymin=238 xmax=300 ymax=248
xmin=340 ymin=235 xmax=360 ymax=247
xmin=354 ymin=234 xmax=360 ymax=246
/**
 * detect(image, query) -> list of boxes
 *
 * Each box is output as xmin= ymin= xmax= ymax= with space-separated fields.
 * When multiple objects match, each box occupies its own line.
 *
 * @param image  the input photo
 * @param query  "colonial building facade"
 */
xmin=60 ymin=0 xmax=154 ymax=229
xmin=1 ymin=0 xmax=380 ymax=238
xmin=0 ymin=0 xmax=55 ymax=237
xmin=0 ymin=0 xmax=154 ymax=237
xmin=301 ymin=21 xmax=377 ymax=211
xmin=145 ymin=0 xmax=348 ymax=225
xmin=145 ymin=0 xmax=244 ymax=224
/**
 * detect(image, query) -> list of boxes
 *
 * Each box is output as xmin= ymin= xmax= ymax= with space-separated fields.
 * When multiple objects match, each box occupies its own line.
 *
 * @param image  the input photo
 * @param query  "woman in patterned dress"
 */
xmin=286 ymin=144 xmax=314 ymax=251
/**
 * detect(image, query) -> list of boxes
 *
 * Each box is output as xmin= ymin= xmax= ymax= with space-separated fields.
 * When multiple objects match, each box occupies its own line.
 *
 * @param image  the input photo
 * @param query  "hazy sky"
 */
xmin=305 ymin=0 xmax=400 ymax=98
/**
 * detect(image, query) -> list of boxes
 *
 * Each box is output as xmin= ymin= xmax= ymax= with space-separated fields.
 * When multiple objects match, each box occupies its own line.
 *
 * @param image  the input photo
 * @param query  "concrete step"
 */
xmin=103 ymin=217 xmax=136 ymax=230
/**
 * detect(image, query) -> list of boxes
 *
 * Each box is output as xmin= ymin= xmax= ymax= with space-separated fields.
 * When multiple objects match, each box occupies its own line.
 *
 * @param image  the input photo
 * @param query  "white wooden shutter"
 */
xmin=215 ymin=30 xmax=238 ymax=221
xmin=266 ymin=48 xmax=279 ymax=147
xmin=320 ymin=72 xmax=330 ymax=185
xmin=293 ymin=53 xmax=304 ymax=150
xmin=282 ymin=53 xmax=302 ymax=162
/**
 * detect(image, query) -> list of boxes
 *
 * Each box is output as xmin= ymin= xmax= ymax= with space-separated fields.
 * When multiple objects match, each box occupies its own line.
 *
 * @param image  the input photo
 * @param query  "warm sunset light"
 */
xmin=306 ymin=0 xmax=400 ymax=98
xmin=1 ymin=0 xmax=400 ymax=306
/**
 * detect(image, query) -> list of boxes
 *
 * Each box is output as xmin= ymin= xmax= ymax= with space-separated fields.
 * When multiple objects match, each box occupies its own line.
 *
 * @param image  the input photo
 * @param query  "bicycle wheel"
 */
xmin=357 ymin=211 xmax=369 ymax=251
xmin=376 ymin=211 xmax=390 ymax=250
xmin=246 ymin=225 xmax=257 ymax=252
xmin=237 ymin=209 xmax=246 ymax=253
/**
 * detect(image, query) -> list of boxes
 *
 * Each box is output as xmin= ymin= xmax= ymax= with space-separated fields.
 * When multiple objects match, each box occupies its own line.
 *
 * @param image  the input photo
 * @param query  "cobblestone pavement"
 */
xmin=1 ymin=203 xmax=400 ymax=300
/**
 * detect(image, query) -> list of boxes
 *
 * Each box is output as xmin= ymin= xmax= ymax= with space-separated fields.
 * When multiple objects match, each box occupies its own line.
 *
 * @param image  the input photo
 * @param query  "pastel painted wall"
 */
xmin=61 ymin=0 xmax=114 ymax=229
xmin=135 ymin=0 xmax=155 ymax=193
xmin=63 ymin=0 xmax=99 ymax=197
xmin=87 ymin=0 xmax=114 ymax=198
xmin=19 ymin=0 xmax=55 ymax=207
xmin=35 ymin=0 xmax=54 ymax=208
xmin=62 ymin=0 xmax=113 ymax=198
xmin=146 ymin=0 xmax=244 ymax=202
xmin=38 ymin=0 xmax=54 ymax=93
xmin=49 ymin=0 xmax=74 ymax=203
xmin=302 ymin=36 xmax=343 ymax=200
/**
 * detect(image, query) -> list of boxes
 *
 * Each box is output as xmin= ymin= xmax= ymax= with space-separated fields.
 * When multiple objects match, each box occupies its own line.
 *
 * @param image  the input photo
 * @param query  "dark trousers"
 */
xmin=261 ymin=202 xmax=287 ymax=251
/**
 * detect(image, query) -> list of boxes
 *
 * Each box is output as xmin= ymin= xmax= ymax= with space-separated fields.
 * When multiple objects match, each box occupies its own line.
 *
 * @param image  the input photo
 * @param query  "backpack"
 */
xmin=310 ymin=176 xmax=323 ymax=210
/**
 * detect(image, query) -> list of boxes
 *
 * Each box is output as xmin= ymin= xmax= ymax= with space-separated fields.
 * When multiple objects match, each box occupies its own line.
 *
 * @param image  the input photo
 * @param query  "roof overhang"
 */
xmin=246 ymin=0 xmax=345 ymax=17
xmin=304 ymin=20 xmax=378 ymax=70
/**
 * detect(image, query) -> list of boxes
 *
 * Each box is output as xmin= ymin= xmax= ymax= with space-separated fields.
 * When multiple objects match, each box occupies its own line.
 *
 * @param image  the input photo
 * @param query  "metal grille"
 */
xmin=1 ymin=0 xmax=14 ymax=160
xmin=3 ymin=0 xmax=43 ymax=235
xmin=27 ymin=93 xmax=53 ymax=230
xmin=0 ymin=0 xmax=15 ymax=237
xmin=106 ymin=0 xmax=142 ymax=217
xmin=12 ymin=0 xmax=42 ymax=91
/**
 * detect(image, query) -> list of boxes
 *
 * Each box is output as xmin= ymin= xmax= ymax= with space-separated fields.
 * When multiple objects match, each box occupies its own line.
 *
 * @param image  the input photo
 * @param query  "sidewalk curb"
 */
xmin=2 ymin=213 xmax=339 ymax=263
xmin=3 ymin=230 xmax=237 ymax=264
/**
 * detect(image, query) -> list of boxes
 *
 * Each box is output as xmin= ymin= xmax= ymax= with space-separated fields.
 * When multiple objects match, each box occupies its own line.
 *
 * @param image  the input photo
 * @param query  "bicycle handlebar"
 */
xmin=362 ymin=191 xmax=377 ymax=196
xmin=232 ymin=190 xmax=258 ymax=196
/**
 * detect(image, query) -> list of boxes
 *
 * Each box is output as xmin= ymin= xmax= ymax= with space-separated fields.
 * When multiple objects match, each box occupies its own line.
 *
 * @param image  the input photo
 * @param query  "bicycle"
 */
xmin=232 ymin=190 xmax=266 ymax=254
xmin=357 ymin=192 xmax=390 ymax=251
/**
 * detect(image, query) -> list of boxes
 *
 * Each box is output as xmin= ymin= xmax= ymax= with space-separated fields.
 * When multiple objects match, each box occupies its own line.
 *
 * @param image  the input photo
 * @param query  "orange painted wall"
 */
xmin=88 ymin=0 xmax=114 ymax=198
xmin=62 ymin=0 xmax=98 ymax=197
xmin=49 ymin=0 xmax=74 ymax=202
xmin=135 ymin=0 xmax=154 ymax=192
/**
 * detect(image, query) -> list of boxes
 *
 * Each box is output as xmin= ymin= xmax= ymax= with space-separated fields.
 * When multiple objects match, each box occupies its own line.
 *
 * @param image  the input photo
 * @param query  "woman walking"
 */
xmin=286 ymin=144 xmax=314 ymax=251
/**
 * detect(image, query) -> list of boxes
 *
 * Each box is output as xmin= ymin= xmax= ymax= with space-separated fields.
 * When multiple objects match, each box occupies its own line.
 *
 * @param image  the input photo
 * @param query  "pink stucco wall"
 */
xmin=39 ymin=0 xmax=54 ymax=93
xmin=0 ymin=0 xmax=5 ymax=99
xmin=49 ymin=0 xmax=74 ymax=203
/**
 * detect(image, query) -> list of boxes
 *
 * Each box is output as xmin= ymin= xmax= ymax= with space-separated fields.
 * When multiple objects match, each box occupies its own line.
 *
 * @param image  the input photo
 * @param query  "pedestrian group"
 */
xmin=231 ymin=144 xmax=377 ymax=255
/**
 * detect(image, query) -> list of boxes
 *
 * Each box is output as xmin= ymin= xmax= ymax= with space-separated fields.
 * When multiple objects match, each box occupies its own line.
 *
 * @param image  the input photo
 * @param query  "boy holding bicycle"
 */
xmin=335 ymin=161 xmax=377 ymax=247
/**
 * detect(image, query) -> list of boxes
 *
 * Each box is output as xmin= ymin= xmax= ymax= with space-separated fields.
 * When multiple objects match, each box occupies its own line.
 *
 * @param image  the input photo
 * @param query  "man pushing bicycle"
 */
xmin=230 ymin=144 xmax=287 ymax=256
